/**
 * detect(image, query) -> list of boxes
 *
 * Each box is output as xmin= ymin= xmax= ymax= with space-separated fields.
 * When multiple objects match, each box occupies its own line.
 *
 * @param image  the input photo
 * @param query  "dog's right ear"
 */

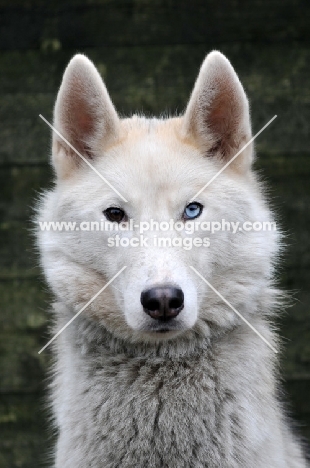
xmin=52 ymin=54 xmax=119 ymax=179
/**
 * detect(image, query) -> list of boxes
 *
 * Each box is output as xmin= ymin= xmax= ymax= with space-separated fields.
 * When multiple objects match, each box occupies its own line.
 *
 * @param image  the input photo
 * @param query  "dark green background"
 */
xmin=0 ymin=1 xmax=310 ymax=466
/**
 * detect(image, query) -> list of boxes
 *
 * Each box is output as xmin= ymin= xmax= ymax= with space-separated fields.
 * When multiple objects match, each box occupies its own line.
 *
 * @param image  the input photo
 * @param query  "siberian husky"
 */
xmin=37 ymin=51 xmax=308 ymax=467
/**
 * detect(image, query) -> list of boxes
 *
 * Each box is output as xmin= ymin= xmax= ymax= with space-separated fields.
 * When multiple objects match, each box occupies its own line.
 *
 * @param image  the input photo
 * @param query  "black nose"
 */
xmin=141 ymin=285 xmax=184 ymax=321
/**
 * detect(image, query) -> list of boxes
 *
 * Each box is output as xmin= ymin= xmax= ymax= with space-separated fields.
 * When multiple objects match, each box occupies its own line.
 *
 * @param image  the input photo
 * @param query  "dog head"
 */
xmin=37 ymin=52 xmax=278 ymax=344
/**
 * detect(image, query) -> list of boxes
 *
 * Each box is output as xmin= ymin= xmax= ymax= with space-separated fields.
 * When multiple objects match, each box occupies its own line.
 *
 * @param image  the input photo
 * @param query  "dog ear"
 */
xmin=182 ymin=51 xmax=252 ymax=173
xmin=52 ymin=54 xmax=119 ymax=179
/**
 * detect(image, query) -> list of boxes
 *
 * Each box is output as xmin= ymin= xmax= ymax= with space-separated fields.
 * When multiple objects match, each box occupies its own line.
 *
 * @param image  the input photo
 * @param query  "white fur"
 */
xmin=36 ymin=52 xmax=308 ymax=467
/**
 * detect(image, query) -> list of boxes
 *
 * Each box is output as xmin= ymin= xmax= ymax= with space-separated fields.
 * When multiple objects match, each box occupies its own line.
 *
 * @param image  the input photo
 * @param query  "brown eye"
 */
xmin=103 ymin=207 xmax=126 ymax=223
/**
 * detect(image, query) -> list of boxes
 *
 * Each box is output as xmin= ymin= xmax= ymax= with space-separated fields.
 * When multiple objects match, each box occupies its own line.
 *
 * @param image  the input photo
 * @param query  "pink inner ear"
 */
xmin=52 ymin=54 xmax=120 ymax=176
xmin=183 ymin=52 xmax=251 ymax=169
xmin=205 ymin=84 xmax=243 ymax=159
xmin=208 ymin=97 xmax=231 ymax=132
xmin=67 ymin=94 xmax=97 ymax=158
xmin=70 ymin=88 xmax=96 ymax=137
xmin=76 ymin=109 xmax=95 ymax=138
xmin=62 ymin=68 xmax=99 ymax=149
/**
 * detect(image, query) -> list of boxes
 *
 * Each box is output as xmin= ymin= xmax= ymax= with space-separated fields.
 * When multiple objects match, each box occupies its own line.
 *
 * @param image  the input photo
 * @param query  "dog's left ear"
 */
xmin=182 ymin=51 xmax=252 ymax=173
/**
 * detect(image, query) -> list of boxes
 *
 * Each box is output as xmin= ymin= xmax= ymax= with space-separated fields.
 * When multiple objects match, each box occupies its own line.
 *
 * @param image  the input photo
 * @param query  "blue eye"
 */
xmin=184 ymin=202 xmax=203 ymax=220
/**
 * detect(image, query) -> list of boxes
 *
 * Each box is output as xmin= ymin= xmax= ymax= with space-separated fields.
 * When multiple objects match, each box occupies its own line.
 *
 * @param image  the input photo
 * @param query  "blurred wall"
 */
xmin=0 ymin=1 xmax=309 ymax=466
